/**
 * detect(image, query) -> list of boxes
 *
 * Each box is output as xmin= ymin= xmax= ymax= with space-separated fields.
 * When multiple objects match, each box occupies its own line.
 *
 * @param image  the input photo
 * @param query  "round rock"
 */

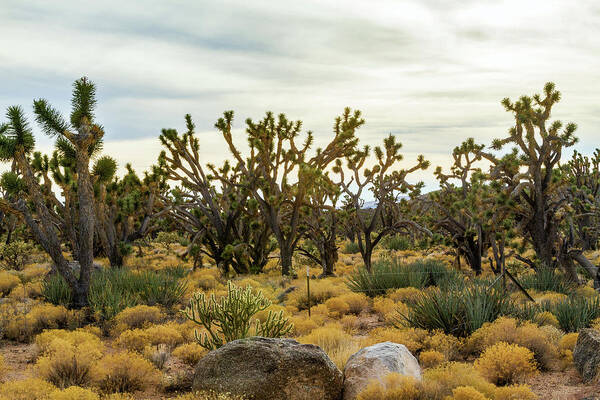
xmin=193 ymin=336 xmax=343 ymax=400
xmin=343 ymin=341 xmax=421 ymax=400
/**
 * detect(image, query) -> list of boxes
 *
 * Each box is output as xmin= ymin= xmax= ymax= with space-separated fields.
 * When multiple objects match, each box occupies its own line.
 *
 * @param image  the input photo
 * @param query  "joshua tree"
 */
xmin=563 ymin=149 xmax=600 ymax=251
xmin=428 ymin=138 xmax=490 ymax=275
xmin=160 ymin=115 xmax=274 ymax=274
xmin=213 ymin=108 xmax=361 ymax=275
xmin=0 ymin=78 xmax=102 ymax=307
xmin=478 ymin=82 xmax=600 ymax=285
xmin=335 ymin=135 xmax=430 ymax=271
xmin=297 ymin=179 xmax=341 ymax=277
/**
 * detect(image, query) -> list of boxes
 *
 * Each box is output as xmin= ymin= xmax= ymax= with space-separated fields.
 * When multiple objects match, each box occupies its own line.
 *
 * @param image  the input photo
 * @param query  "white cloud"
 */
xmin=0 ymin=0 xmax=599 ymax=193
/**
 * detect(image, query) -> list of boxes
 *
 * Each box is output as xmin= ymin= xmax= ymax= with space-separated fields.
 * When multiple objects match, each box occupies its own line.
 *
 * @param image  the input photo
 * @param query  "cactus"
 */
xmin=182 ymin=281 xmax=293 ymax=350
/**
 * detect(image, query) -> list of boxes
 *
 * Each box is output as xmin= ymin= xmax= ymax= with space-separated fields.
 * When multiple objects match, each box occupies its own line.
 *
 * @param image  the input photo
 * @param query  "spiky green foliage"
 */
xmin=397 ymin=284 xmax=513 ymax=337
xmin=182 ymin=281 xmax=293 ymax=350
xmin=0 ymin=106 xmax=35 ymax=159
xmin=544 ymin=296 xmax=600 ymax=332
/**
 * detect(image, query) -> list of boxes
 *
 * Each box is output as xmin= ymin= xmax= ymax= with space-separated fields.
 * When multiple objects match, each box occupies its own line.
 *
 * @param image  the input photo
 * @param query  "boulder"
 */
xmin=193 ymin=336 xmax=343 ymax=400
xmin=573 ymin=329 xmax=600 ymax=382
xmin=343 ymin=342 xmax=421 ymax=400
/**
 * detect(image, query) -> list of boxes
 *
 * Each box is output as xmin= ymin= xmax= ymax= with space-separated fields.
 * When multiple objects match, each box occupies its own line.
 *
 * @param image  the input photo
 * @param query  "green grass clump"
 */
xmin=398 ymin=284 xmax=513 ymax=337
xmin=544 ymin=296 xmax=600 ymax=332
xmin=346 ymin=258 xmax=459 ymax=297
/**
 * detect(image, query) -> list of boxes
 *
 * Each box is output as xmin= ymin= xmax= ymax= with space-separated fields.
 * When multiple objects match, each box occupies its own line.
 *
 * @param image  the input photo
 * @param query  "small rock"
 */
xmin=193 ymin=336 xmax=343 ymax=400
xmin=343 ymin=342 xmax=421 ymax=400
xmin=573 ymin=329 xmax=600 ymax=382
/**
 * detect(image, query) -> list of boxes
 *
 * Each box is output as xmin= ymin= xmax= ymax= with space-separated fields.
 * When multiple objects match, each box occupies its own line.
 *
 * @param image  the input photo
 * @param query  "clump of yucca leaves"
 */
xmin=397 ymin=283 xmax=513 ymax=337
xmin=182 ymin=281 xmax=293 ymax=350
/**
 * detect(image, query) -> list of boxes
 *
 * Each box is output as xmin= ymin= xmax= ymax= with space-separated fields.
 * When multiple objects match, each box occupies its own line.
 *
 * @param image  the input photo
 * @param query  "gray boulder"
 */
xmin=573 ymin=328 xmax=600 ymax=382
xmin=193 ymin=336 xmax=343 ymax=400
xmin=343 ymin=342 xmax=421 ymax=400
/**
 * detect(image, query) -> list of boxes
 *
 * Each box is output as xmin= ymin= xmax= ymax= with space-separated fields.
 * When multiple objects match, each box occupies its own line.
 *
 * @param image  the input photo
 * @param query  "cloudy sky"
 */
xmin=1 ymin=0 xmax=599 ymax=191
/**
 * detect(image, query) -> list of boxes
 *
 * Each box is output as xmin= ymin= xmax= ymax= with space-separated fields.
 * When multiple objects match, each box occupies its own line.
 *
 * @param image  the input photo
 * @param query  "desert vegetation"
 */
xmin=0 ymin=79 xmax=598 ymax=398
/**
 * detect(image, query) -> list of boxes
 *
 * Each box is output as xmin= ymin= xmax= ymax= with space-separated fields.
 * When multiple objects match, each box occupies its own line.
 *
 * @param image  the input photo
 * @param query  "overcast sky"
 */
xmin=1 ymin=0 xmax=599 ymax=191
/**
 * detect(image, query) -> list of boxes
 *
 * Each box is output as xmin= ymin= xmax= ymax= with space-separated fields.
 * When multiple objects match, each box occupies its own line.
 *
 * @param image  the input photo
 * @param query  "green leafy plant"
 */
xmin=346 ymin=258 xmax=456 ymax=297
xmin=545 ymin=296 xmax=600 ymax=332
xmin=397 ymin=284 xmax=513 ymax=336
xmin=41 ymin=274 xmax=73 ymax=306
xmin=520 ymin=267 xmax=574 ymax=294
xmin=0 ymin=241 xmax=34 ymax=270
xmin=182 ymin=281 xmax=293 ymax=350
xmin=139 ymin=271 xmax=187 ymax=307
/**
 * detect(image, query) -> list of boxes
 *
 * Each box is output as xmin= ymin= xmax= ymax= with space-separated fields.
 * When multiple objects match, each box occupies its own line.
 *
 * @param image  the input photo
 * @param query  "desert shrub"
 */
xmin=91 ymin=351 xmax=161 ymax=393
xmin=154 ymin=231 xmax=181 ymax=252
xmin=42 ymin=274 xmax=73 ymax=306
xmin=388 ymin=287 xmax=425 ymax=303
xmin=183 ymin=282 xmax=292 ymax=350
xmin=144 ymin=344 xmax=171 ymax=370
xmin=342 ymin=241 xmax=360 ymax=254
xmin=424 ymin=331 xmax=462 ymax=361
xmin=35 ymin=329 xmax=102 ymax=353
xmin=0 ymin=241 xmax=33 ymax=270
xmin=288 ymin=279 xmax=346 ymax=310
xmin=114 ymin=323 xmax=184 ymax=352
xmin=532 ymin=311 xmax=559 ymax=328
xmin=3 ymin=303 xmax=81 ymax=342
xmin=422 ymin=362 xmax=495 ymax=399
xmin=399 ymin=285 xmax=512 ymax=337
xmin=448 ymin=386 xmax=487 ymax=400
xmin=382 ymin=235 xmax=412 ymax=251
xmin=174 ymin=392 xmax=247 ymax=400
xmin=48 ymin=386 xmax=100 ymax=400
xmin=0 ymin=378 xmax=55 ymax=399
xmin=357 ymin=373 xmax=422 ymax=400
xmin=138 ymin=270 xmax=187 ymax=307
xmin=493 ymin=385 xmax=537 ymax=400
xmin=172 ymin=342 xmax=207 ymax=366
xmin=362 ymin=327 xmax=428 ymax=354
xmin=474 ymin=342 xmax=537 ymax=385
xmin=34 ymin=330 xmax=104 ymax=388
xmin=545 ymin=296 xmax=600 ymax=332
xmin=346 ymin=259 xmax=454 ymax=297
xmin=520 ymin=268 xmax=573 ymax=294
xmin=110 ymin=305 xmax=165 ymax=336
xmin=466 ymin=317 xmax=558 ymax=370
xmin=0 ymin=270 xmax=20 ymax=296
xmin=325 ymin=293 xmax=369 ymax=317
xmin=298 ymin=323 xmax=360 ymax=369
xmin=420 ymin=350 xmax=445 ymax=368
xmin=558 ymin=332 xmax=578 ymax=368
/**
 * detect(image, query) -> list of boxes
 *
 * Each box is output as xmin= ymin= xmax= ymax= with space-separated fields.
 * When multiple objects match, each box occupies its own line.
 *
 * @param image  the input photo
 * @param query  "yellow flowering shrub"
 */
xmin=324 ymin=297 xmax=350 ymax=317
xmin=174 ymin=391 xmax=247 ymax=400
xmin=0 ymin=271 xmax=21 ymax=295
xmin=48 ymin=386 xmax=99 ymax=400
xmin=466 ymin=317 xmax=558 ymax=370
xmin=287 ymin=280 xmax=346 ymax=310
xmin=422 ymin=362 xmax=495 ymax=399
xmin=532 ymin=311 xmax=559 ymax=328
xmin=34 ymin=331 xmax=104 ymax=388
xmin=558 ymin=332 xmax=578 ymax=368
xmin=289 ymin=315 xmax=319 ymax=335
xmin=110 ymin=305 xmax=165 ymax=336
xmin=362 ymin=327 xmax=428 ymax=354
xmin=172 ymin=342 xmax=207 ymax=366
xmin=424 ymin=331 xmax=461 ymax=361
xmin=357 ymin=373 xmax=422 ymax=400
xmin=388 ymin=287 xmax=424 ymax=303
xmin=474 ymin=342 xmax=537 ymax=385
xmin=298 ymin=323 xmax=360 ymax=369
xmin=448 ymin=386 xmax=488 ymax=400
xmin=493 ymin=385 xmax=537 ymax=400
xmin=0 ymin=378 xmax=56 ymax=400
xmin=4 ymin=304 xmax=81 ymax=342
xmin=8 ymin=282 xmax=43 ymax=300
xmin=115 ymin=322 xmax=184 ymax=352
xmin=91 ymin=351 xmax=161 ymax=393
xmin=420 ymin=350 xmax=445 ymax=368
